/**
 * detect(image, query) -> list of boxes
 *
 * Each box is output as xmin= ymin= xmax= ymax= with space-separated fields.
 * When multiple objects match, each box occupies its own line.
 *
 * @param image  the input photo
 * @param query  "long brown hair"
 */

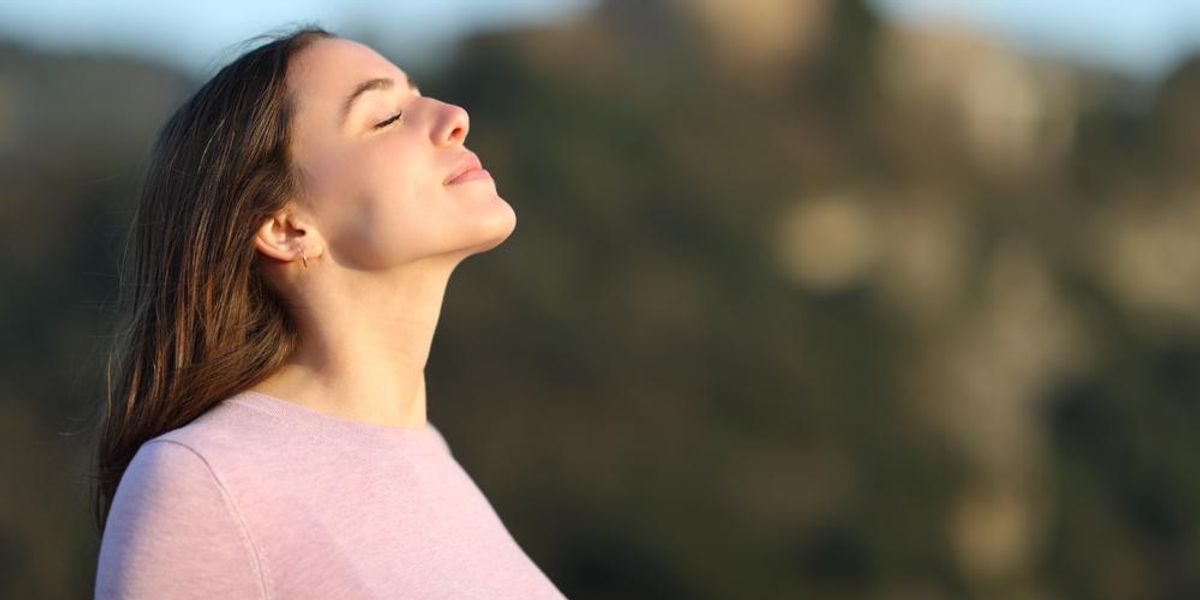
xmin=91 ymin=25 xmax=333 ymax=533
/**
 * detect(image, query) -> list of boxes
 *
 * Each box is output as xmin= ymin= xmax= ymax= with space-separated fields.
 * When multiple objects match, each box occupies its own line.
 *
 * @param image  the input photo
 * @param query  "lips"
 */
xmin=444 ymin=152 xmax=485 ymax=185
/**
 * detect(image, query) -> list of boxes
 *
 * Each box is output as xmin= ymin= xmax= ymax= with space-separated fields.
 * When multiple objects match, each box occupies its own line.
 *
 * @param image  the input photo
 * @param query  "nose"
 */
xmin=432 ymin=101 xmax=469 ymax=147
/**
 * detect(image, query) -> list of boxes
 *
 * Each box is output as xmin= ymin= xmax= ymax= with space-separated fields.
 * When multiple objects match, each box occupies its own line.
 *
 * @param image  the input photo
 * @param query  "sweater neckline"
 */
xmin=226 ymin=390 xmax=441 ymax=444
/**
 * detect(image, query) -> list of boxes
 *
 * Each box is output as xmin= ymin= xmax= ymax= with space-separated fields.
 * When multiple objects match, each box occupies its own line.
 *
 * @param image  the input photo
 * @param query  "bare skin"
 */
xmin=249 ymin=37 xmax=516 ymax=429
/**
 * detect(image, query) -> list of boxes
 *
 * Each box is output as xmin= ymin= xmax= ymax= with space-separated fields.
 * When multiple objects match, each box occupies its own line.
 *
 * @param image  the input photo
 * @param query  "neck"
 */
xmin=251 ymin=257 xmax=455 ymax=429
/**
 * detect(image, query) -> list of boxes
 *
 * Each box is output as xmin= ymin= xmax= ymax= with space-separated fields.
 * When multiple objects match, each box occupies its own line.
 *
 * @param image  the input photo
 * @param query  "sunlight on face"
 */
xmin=284 ymin=37 xmax=516 ymax=271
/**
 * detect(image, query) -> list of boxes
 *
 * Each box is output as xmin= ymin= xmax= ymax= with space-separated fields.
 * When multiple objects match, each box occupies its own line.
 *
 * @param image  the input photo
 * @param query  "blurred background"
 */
xmin=3 ymin=0 xmax=1200 ymax=598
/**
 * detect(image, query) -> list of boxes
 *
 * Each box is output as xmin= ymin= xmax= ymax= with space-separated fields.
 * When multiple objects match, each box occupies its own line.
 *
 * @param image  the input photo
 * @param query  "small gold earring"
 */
xmin=300 ymin=250 xmax=309 ymax=269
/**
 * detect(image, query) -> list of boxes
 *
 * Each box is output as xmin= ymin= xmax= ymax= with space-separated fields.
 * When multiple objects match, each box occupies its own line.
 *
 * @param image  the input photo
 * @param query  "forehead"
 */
xmin=287 ymin=38 xmax=405 ymax=107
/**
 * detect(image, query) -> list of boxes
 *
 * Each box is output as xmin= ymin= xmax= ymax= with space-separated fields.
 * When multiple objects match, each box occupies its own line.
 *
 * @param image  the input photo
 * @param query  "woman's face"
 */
xmin=282 ymin=37 xmax=515 ymax=270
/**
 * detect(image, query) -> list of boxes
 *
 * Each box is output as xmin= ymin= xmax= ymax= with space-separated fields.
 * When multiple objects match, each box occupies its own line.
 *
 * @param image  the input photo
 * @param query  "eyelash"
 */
xmin=371 ymin=83 xmax=420 ymax=130
xmin=374 ymin=112 xmax=402 ymax=130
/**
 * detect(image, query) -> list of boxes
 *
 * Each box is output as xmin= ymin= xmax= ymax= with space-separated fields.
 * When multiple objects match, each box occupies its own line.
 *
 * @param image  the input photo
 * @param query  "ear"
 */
xmin=253 ymin=207 xmax=321 ymax=265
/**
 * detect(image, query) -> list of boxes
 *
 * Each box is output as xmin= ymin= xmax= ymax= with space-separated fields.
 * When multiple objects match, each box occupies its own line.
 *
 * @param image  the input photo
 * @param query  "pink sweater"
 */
xmin=94 ymin=390 xmax=568 ymax=599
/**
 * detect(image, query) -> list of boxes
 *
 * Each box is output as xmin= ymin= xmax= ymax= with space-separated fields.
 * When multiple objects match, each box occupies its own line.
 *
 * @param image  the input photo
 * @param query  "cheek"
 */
xmin=358 ymin=137 xmax=436 ymax=230
xmin=297 ymin=134 xmax=444 ymax=268
xmin=360 ymin=134 xmax=427 ymax=197
xmin=296 ymin=143 xmax=351 ymax=204
xmin=345 ymin=140 xmax=438 ymax=264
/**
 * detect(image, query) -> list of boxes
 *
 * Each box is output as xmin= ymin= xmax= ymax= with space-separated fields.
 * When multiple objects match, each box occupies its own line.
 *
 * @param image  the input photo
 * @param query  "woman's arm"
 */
xmin=95 ymin=440 xmax=266 ymax=599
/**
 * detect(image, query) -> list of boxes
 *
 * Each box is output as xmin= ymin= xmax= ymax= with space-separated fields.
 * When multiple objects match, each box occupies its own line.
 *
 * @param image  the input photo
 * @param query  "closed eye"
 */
xmin=374 ymin=112 xmax=402 ymax=129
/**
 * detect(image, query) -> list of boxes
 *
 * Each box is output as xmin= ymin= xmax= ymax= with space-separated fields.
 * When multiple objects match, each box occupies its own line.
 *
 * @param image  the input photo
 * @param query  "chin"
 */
xmin=481 ymin=196 xmax=517 ymax=238
xmin=475 ymin=217 xmax=517 ymax=254
xmin=458 ymin=204 xmax=517 ymax=257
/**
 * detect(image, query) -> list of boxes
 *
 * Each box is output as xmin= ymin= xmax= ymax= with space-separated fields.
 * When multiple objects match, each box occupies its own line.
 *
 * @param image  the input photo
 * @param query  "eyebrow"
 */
xmin=338 ymin=75 xmax=420 ymax=127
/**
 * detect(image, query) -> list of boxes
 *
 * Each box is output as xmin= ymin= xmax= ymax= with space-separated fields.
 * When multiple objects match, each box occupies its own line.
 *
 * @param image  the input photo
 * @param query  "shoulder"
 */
xmin=96 ymin=440 xmax=268 ymax=599
xmin=106 ymin=439 xmax=235 ymax=531
xmin=95 ymin=397 xmax=290 ymax=597
xmin=151 ymin=397 xmax=270 ymax=453
xmin=426 ymin=421 xmax=453 ymax=455
xmin=148 ymin=396 xmax=304 ymax=476
xmin=122 ymin=438 xmax=220 ymax=493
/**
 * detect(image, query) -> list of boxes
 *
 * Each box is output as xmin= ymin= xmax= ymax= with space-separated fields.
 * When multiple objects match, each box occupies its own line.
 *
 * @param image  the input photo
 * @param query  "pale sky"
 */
xmin=873 ymin=0 xmax=1200 ymax=79
xmin=0 ymin=0 xmax=598 ymax=74
xmin=2 ymin=0 xmax=1200 ymax=80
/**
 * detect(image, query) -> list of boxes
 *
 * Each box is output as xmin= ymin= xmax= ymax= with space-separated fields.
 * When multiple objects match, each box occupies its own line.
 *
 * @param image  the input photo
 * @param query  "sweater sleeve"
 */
xmin=95 ymin=440 xmax=266 ymax=599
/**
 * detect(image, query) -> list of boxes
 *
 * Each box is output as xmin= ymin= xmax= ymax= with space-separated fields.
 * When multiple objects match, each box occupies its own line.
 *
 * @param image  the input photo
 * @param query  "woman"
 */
xmin=92 ymin=25 xmax=566 ymax=599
